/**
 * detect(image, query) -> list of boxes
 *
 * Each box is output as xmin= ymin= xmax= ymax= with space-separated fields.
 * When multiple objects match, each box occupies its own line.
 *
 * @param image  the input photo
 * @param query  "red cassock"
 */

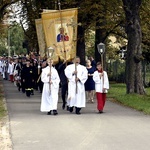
xmin=96 ymin=93 xmax=106 ymax=111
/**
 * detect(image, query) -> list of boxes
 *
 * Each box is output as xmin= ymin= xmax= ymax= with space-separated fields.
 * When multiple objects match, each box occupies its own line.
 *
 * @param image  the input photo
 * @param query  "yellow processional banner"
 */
xmin=41 ymin=8 xmax=78 ymax=63
xmin=35 ymin=19 xmax=46 ymax=58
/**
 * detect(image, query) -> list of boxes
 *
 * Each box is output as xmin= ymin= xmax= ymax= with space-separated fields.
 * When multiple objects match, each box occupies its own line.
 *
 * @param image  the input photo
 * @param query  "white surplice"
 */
xmin=40 ymin=66 xmax=60 ymax=112
xmin=93 ymin=70 xmax=109 ymax=93
xmin=7 ymin=63 xmax=14 ymax=75
xmin=65 ymin=64 xmax=88 ymax=108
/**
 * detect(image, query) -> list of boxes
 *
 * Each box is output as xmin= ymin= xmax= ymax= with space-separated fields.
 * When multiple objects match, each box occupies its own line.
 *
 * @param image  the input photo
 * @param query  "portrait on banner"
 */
xmin=56 ymin=25 xmax=69 ymax=42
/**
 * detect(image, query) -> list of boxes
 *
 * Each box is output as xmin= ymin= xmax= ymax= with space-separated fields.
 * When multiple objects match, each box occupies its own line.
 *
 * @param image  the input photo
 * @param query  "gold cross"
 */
xmin=66 ymin=18 xmax=81 ymax=41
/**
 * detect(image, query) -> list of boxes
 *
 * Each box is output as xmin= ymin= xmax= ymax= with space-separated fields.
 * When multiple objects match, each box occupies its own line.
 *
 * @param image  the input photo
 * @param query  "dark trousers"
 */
xmin=17 ymin=82 xmax=21 ymax=91
xmin=61 ymin=83 xmax=68 ymax=105
xmin=21 ymin=80 xmax=25 ymax=93
xmin=38 ymin=81 xmax=43 ymax=93
xmin=26 ymin=90 xmax=31 ymax=97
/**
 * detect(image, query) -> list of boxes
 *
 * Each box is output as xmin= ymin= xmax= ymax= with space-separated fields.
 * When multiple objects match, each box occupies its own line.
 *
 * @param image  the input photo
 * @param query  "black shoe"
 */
xmin=99 ymin=110 xmax=103 ymax=114
xmin=62 ymin=103 xmax=65 ymax=110
xmin=26 ymin=94 xmax=30 ymax=97
xmin=67 ymin=106 xmax=70 ymax=111
xmin=53 ymin=110 xmax=58 ymax=115
xmin=47 ymin=111 xmax=51 ymax=115
xmin=69 ymin=107 xmax=74 ymax=113
xmin=75 ymin=107 xmax=81 ymax=114
xmin=76 ymin=112 xmax=81 ymax=115
xmin=18 ymin=87 xmax=20 ymax=91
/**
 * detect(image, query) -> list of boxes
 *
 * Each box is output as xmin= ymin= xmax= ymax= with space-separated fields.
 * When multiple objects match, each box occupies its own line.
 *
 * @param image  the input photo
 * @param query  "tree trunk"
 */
xmin=122 ymin=0 xmax=145 ymax=94
xmin=95 ymin=21 xmax=107 ymax=70
xmin=95 ymin=1 xmax=108 ymax=69
xmin=77 ymin=25 xmax=86 ymax=65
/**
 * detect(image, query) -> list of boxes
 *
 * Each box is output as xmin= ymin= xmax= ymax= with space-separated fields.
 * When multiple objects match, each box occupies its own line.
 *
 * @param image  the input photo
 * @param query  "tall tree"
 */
xmin=2 ymin=0 xmax=150 ymax=67
xmin=9 ymin=23 xmax=26 ymax=55
xmin=140 ymin=0 xmax=150 ymax=63
xmin=122 ymin=0 xmax=145 ymax=94
xmin=82 ymin=0 xmax=124 ymax=67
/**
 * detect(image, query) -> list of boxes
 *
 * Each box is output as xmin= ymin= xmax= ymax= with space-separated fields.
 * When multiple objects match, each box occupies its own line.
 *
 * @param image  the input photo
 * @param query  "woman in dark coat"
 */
xmin=84 ymin=59 xmax=96 ymax=103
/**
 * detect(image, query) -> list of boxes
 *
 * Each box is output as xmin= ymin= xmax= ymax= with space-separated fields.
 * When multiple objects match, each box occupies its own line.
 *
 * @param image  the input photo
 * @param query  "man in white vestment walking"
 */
xmin=40 ymin=58 xmax=60 ymax=115
xmin=65 ymin=56 xmax=88 ymax=115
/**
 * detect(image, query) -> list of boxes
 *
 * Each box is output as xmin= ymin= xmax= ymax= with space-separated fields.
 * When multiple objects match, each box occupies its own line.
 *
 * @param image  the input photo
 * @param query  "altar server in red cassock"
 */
xmin=93 ymin=62 xmax=109 ymax=113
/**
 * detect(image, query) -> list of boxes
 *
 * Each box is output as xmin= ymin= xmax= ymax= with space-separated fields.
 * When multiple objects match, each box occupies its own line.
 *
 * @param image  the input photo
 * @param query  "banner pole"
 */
xmin=58 ymin=0 xmax=67 ymax=61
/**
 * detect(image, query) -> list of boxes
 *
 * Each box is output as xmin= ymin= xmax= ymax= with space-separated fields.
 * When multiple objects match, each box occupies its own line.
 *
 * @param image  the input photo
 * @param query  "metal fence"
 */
xmin=106 ymin=59 xmax=150 ymax=87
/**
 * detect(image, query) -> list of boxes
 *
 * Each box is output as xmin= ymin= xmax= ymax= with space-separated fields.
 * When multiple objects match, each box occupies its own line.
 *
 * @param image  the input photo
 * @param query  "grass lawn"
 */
xmin=107 ymin=83 xmax=150 ymax=115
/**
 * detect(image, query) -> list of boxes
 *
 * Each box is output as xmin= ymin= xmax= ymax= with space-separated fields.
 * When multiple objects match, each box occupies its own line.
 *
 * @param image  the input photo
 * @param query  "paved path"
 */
xmin=3 ymin=79 xmax=150 ymax=150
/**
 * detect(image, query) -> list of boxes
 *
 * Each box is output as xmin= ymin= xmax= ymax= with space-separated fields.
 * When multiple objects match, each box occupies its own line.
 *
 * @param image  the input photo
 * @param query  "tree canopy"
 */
xmin=1 ymin=0 xmax=149 ymax=61
xmin=0 ymin=0 xmax=150 ymax=94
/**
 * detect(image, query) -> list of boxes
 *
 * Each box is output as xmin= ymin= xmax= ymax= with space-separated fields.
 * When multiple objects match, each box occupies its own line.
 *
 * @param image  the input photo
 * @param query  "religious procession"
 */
xmin=0 ymin=51 xmax=109 ymax=116
xmin=0 ymin=6 xmax=110 ymax=116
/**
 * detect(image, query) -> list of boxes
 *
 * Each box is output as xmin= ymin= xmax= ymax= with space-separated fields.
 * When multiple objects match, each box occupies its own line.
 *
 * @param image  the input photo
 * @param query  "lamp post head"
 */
xmin=47 ymin=46 xmax=54 ymax=57
xmin=97 ymin=42 xmax=105 ymax=54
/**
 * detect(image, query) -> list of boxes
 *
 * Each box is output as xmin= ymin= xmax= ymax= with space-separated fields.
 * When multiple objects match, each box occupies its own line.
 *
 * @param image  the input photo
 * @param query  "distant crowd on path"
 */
xmin=0 ymin=54 xmax=109 ymax=116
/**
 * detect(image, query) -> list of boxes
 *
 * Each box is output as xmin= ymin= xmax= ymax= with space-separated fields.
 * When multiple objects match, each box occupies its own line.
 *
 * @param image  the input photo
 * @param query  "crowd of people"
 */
xmin=0 ymin=54 xmax=109 ymax=116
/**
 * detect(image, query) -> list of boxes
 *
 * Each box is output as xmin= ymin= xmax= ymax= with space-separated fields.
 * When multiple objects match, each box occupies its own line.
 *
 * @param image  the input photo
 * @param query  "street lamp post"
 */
xmin=97 ymin=42 xmax=105 ymax=71
xmin=8 ymin=27 xmax=11 ymax=57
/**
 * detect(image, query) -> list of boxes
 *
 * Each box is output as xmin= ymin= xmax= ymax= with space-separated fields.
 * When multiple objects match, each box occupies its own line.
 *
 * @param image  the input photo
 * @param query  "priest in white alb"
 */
xmin=65 ymin=56 xmax=88 ymax=115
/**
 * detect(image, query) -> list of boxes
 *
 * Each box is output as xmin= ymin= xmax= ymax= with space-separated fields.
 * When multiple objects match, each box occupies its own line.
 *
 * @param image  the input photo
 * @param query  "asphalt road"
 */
xmin=3 ymin=79 xmax=150 ymax=150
